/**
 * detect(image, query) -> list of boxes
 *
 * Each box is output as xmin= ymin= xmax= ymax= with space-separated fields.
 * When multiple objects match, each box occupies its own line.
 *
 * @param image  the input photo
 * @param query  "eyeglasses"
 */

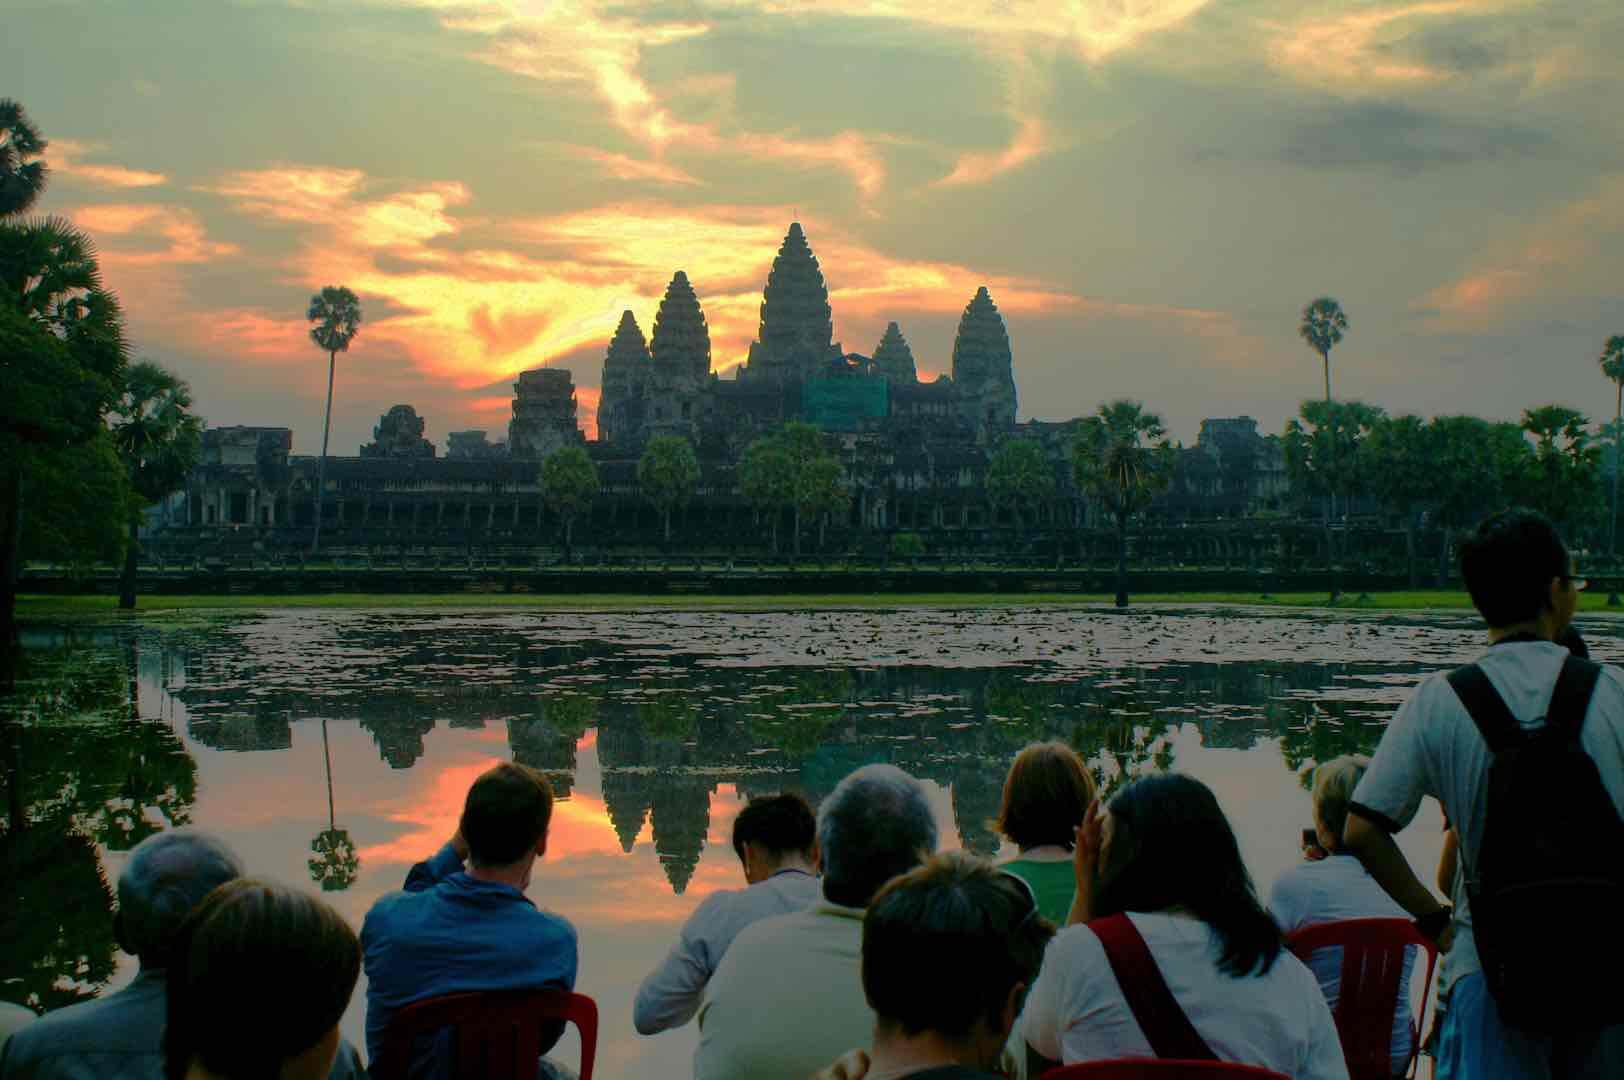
xmin=1563 ymin=575 xmax=1590 ymax=592
xmin=998 ymin=869 xmax=1043 ymax=931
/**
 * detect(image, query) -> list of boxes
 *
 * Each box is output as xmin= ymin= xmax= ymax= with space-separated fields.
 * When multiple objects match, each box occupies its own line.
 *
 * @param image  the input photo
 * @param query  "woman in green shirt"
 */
xmin=996 ymin=741 xmax=1097 ymax=926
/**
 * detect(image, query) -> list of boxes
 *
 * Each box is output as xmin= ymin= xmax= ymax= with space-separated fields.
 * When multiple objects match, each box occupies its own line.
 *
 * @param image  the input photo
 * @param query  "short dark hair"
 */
xmin=732 ymin=792 xmax=816 ymax=862
xmin=1459 ymin=509 xmax=1570 ymax=628
xmin=164 ymin=878 xmax=359 ymax=1080
xmin=996 ymin=741 xmax=1096 ymax=850
xmin=1094 ymin=773 xmax=1282 ymax=978
xmin=460 ymin=763 xmax=554 ymax=867
xmin=862 ymin=853 xmax=1054 ymax=1041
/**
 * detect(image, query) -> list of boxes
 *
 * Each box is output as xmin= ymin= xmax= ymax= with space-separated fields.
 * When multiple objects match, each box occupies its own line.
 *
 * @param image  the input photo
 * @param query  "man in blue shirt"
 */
xmin=362 ymin=762 xmax=579 ymax=1075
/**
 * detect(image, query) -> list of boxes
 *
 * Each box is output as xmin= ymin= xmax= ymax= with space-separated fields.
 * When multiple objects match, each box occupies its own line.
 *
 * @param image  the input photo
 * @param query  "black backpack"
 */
xmin=1448 ymin=654 xmax=1624 ymax=1033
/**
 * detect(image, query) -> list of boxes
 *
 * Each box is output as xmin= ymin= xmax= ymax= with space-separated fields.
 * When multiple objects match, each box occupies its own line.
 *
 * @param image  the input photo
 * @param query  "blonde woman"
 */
xmin=1269 ymin=754 xmax=1415 ymax=1077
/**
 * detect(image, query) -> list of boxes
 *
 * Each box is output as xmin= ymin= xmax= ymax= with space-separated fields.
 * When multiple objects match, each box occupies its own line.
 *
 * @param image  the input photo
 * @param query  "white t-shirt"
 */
xmin=1269 ymin=854 xmax=1414 ymax=1073
xmin=1021 ymin=912 xmax=1348 ymax=1080
xmin=1350 ymin=640 xmax=1624 ymax=991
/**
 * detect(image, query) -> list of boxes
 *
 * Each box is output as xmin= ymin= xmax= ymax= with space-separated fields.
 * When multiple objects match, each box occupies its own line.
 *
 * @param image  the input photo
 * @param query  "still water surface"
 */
xmin=9 ymin=605 xmax=1612 ymax=1077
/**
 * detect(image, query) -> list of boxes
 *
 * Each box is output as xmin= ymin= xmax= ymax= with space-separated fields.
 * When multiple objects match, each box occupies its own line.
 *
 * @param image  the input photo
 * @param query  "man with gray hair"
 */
xmin=0 ymin=831 xmax=363 ymax=1080
xmin=693 ymin=764 xmax=938 ymax=1080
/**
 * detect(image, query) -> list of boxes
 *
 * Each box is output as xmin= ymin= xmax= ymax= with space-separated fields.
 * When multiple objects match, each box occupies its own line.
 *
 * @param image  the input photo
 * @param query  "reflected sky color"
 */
xmin=15 ymin=606 xmax=1622 ymax=1075
xmin=8 ymin=2 xmax=1624 ymax=450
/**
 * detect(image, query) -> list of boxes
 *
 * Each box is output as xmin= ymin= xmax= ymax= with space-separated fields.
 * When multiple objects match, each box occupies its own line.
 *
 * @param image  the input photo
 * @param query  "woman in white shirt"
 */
xmin=1021 ymin=773 xmax=1348 ymax=1080
xmin=1269 ymin=755 xmax=1415 ymax=1077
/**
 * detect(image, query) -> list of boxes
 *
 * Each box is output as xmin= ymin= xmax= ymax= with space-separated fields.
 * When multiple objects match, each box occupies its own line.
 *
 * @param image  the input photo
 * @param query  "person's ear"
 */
xmin=810 ymin=840 xmax=822 ymax=874
xmin=1000 ymin=980 xmax=1027 ymax=1038
xmin=535 ymin=832 xmax=549 ymax=860
xmin=113 ymin=911 xmax=132 ymax=958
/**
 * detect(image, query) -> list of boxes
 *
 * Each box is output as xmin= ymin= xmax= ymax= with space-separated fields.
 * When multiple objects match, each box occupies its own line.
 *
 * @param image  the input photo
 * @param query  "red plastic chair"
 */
xmin=371 ymin=988 xmax=598 ymax=1080
xmin=1285 ymin=917 xmax=1440 ymax=1080
xmin=1043 ymin=1062 xmax=1288 ymax=1078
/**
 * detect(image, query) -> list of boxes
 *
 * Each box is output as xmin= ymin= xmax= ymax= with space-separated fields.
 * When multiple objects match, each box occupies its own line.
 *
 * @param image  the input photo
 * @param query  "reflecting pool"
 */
xmin=7 ymin=605 xmax=1609 ymax=1077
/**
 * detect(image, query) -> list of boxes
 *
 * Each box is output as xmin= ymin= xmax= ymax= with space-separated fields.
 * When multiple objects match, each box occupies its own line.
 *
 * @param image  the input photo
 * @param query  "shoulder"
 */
xmin=1592 ymin=662 xmax=1624 ymax=708
xmin=1267 ymin=862 xmax=1315 ymax=917
xmin=361 ymin=888 xmax=418 ymax=934
xmin=527 ymin=907 xmax=578 ymax=948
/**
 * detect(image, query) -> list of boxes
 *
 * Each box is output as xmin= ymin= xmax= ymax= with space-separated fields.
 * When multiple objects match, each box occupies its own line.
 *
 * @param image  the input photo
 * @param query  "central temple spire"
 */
xmin=744 ymin=221 xmax=838 ymax=384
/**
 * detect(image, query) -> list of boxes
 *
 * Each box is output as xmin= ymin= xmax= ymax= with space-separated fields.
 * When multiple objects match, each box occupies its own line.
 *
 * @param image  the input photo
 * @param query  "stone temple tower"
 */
xmin=950 ymin=286 xmax=1017 ymax=436
xmin=508 ymin=368 xmax=585 ymax=459
xmin=744 ymin=222 xmax=841 ymax=383
xmin=647 ymin=270 xmax=711 ymax=437
xmin=597 ymin=309 xmax=651 ymax=445
xmin=871 ymin=322 xmax=917 ymax=384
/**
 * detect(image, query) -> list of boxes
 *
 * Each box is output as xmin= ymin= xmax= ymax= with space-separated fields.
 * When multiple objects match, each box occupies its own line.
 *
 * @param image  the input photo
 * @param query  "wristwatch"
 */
xmin=1414 ymin=905 xmax=1452 ymax=941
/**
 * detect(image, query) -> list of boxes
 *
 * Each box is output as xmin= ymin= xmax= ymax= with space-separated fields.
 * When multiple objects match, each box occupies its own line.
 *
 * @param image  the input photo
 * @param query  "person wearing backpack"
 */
xmin=1343 ymin=508 xmax=1624 ymax=1079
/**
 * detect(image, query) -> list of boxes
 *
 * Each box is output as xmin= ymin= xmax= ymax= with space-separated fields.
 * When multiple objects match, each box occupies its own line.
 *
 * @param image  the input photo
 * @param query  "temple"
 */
xmin=168 ymin=220 xmax=1286 ymax=546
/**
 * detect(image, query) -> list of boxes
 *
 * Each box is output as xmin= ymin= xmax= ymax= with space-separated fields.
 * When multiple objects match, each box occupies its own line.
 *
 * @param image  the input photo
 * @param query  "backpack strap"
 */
xmin=1090 ymin=913 xmax=1218 ymax=1061
xmin=1544 ymin=655 xmax=1602 ymax=740
xmin=1448 ymin=663 xmax=1523 ymax=753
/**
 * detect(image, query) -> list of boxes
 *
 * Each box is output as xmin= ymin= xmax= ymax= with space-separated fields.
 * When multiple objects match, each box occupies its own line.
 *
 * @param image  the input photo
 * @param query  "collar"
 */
xmin=769 ymin=867 xmax=815 ymax=880
xmin=1492 ymin=631 xmax=1550 ymax=646
xmin=448 ymin=871 xmax=536 ymax=905
xmin=813 ymin=901 xmax=867 ymax=921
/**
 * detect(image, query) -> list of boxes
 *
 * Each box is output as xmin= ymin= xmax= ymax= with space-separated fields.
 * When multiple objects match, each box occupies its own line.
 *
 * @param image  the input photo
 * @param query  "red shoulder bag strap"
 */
xmin=1090 ymin=913 xmax=1218 ymax=1061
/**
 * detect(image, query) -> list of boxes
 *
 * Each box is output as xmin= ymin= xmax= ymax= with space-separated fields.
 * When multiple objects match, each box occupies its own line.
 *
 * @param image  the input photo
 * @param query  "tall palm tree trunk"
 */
xmin=1322 ymin=349 xmax=1331 ymax=403
xmin=312 ymin=350 xmax=337 ymax=554
xmin=322 ymin=717 xmax=335 ymax=831
xmin=1612 ymin=380 xmax=1621 ymax=559
xmin=0 ymin=462 xmax=23 ymax=651
xmin=1115 ymin=512 xmax=1129 ymax=608
xmin=793 ymin=506 xmax=802 ymax=559
xmin=119 ymin=512 xmax=140 ymax=610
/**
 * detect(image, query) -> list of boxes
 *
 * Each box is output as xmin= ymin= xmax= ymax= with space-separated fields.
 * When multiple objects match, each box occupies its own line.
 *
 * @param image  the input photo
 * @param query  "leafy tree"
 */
xmin=306 ymin=285 xmax=362 ymax=554
xmin=1361 ymin=415 xmax=1433 ymax=586
xmin=1283 ymin=399 xmax=1384 ymax=599
xmin=110 ymin=361 xmax=203 ymax=610
xmin=1600 ymin=336 xmax=1624 ymax=556
xmin=1428 ymin=416 xmax=1531 ymax=581
xmin=539 ymin=446 xmax=598 ymax=560
xmin=0 ymin=99 xmax=49 ymax=217
xmin=637 ymin=434 xmax=699 ymax=544
xmin=775 ymin=422 xmax=843 ymax=558
xmin=16 ymin=434 xmax=129 ymax=575
xmin=1298 ymin=297 xmax=1348 ymax=402
xmin=987 ymin=438 xmax=1055 ymax=535
xmin=1072 ymin=400 xmax=1175 ymax=608
xmin=740 ymin=434 xmax=794 ymax=555
xmin=1519 ymin=405 xmax=1601 ymax=531
xmin=0 ymin=216 xmax=129 ymax=645
xmin=798 ymin=453 xmax=848 ymax=552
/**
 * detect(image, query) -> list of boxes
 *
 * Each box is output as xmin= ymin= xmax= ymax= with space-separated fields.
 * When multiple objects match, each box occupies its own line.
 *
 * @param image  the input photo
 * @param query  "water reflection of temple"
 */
xmin=150 ymin=620 xmax=1406 ymax=896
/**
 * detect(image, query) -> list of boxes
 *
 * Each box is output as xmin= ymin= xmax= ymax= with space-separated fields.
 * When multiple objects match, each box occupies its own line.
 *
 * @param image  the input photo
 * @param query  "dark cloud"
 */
xmin=1276 ymin=103 xmax=1552 ymax=174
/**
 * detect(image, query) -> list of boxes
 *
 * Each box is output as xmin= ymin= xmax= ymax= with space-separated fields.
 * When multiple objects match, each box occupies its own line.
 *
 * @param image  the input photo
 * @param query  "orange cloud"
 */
xmin=50 ymin=139 xmax=168 ymax=189
xmin=935 ymin=117 xmax=1049 ymax=188
xmin=1418 ymin=174 xmax=1624 ymax=328
xmin=69 ymin=203 xmax=238 ymax=267
xmin=567 ymin=147 xmax=705 ymax=187
xmin=199 ymin=166 xmax=368 ymax=225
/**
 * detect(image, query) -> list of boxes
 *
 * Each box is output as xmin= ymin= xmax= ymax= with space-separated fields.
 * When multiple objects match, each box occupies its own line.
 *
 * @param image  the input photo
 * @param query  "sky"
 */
xmin=8 ymin=0 xmax=1624 ymax=452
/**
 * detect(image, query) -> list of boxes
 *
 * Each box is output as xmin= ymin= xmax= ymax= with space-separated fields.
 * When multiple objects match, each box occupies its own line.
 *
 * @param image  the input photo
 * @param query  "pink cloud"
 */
xmin=934 ymin=117 xmax=1049 ymax=188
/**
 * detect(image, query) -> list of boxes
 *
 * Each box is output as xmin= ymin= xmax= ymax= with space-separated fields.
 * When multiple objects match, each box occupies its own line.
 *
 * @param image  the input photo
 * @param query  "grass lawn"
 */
xmin=22 ymin=588 xmax=1621 ymax=617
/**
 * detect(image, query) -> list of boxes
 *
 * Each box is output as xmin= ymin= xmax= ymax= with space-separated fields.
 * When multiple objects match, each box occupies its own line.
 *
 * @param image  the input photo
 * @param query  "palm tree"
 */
xmin=0 ymin=99 xmax=49 ymax=218
xmin=0 ymin=217 xmax=128 ymax=646
xmin=306 ymin=286 xmax=362 ymax=554
xmin=1600 ymin=335 xmax=1624 ymax=558
xmin=110 ymin=362 xmax=203 ymax=610
xmin=1072 ymin=400 xmax=1175 ymax=608
xmin=308 ymin=717 xmax=360 ymax=892
xmin=1299 ymin=297 xmax=1348 ymax=402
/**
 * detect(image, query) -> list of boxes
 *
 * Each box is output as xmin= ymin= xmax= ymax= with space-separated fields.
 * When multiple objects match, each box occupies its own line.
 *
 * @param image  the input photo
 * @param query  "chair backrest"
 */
xmin=371 ymin=988 xmax=597 ymax=1080
xmin=1285 ymin=917 xmax=1440 ymax=1080
xmin=1043 ymin=1060 xmax=1289 ymax=1078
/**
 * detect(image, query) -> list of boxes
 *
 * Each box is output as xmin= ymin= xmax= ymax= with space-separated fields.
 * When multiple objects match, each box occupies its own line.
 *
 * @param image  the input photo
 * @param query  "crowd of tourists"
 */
xmin=1 ymin=506 xmax=1621 ymax=1080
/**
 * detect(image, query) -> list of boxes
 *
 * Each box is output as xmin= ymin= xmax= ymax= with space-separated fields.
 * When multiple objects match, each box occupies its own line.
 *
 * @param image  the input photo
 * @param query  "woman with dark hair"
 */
xmin=1021 ymin=774 xmax=1348 ymax=1079
xmin=164 ymin=878 xmax=360 ymax=1080
xmin=996 ymin=741 xmax=1096 ymax=925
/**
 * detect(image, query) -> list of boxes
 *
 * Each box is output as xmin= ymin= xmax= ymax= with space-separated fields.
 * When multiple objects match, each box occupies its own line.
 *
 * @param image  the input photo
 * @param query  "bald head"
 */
xmin=117 ymin=831 xmax=243 ymax=967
